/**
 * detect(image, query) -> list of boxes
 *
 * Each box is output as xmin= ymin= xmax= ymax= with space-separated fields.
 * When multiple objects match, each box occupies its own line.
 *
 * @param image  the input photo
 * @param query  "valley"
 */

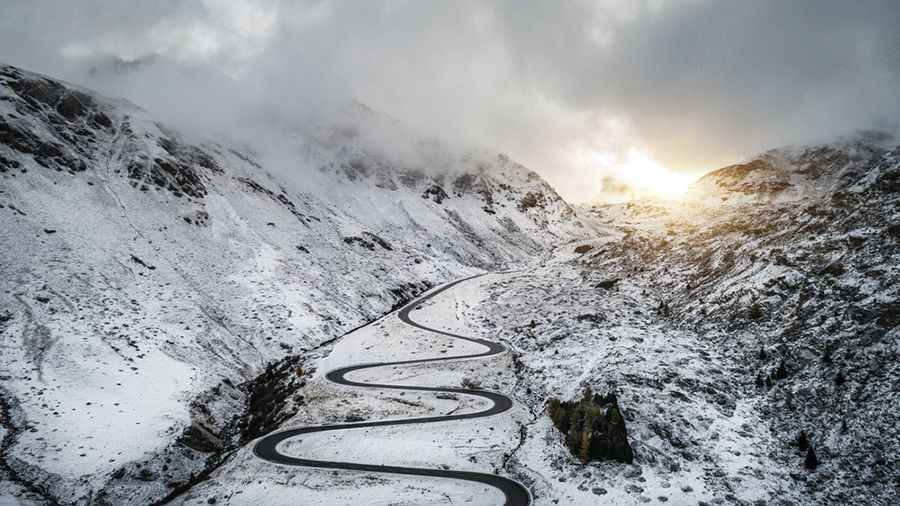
xmin=1 ymin=62 xmax=898 ymax=505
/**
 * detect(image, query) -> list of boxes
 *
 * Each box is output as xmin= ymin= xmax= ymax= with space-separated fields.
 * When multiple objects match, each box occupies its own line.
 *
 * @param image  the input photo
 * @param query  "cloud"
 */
xmin=1 ymin=0 xmax=898 ymax=202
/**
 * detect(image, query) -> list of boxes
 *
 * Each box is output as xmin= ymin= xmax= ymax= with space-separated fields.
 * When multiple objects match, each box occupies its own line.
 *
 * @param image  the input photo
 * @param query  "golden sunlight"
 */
xmin=594 ymin=148 xmax=694 ymax=200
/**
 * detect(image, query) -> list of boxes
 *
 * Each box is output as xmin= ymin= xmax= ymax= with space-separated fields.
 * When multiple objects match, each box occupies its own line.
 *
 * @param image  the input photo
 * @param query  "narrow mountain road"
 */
xmin=253 ymin=275 xmax=531 ymax=505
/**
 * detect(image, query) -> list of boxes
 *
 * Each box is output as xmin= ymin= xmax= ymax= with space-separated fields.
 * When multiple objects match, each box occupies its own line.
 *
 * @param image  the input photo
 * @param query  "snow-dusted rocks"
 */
xmin=0 ymin=63 xmax=582 ymax=504
xmin=2 ymin=60 xmax=897 ymax=506
xmin=578 ymin=133 xmax=900 ymax=504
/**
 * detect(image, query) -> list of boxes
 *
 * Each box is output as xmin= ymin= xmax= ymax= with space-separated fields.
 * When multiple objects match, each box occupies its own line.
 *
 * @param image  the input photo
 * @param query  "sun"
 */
xmin=595 ymin=148 xmax=694 ymax=200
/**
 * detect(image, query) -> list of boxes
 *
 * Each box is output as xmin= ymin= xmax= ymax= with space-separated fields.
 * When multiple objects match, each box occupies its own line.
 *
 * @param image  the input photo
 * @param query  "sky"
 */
xmin=1 ymin=0 xmax=899 ymax=202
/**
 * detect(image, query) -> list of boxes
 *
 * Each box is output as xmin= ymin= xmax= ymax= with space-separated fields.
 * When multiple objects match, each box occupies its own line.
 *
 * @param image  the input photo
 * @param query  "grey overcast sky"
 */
xmin=1 ymin=0 xmax=899 ymax=201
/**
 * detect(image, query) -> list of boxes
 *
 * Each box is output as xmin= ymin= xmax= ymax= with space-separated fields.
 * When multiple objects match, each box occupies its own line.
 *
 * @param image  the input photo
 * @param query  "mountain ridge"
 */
xmin=0 ymin=62 xmax=583 ymax=504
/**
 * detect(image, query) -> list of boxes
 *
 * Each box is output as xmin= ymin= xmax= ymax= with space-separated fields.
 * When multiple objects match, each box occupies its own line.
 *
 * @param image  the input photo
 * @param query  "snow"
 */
xmin=0 ymin=62 xmax=583 ymax=504
xmin=176 ymin=265 xmax=803 ymax=505
xmin=3 ymin=62 xmax=899 ymax=505
xmin=176 ymin=277 xmax=527 ymax=504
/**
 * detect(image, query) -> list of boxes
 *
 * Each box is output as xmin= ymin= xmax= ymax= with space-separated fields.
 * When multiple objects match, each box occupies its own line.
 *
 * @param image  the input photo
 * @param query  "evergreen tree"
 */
xmin=579 ymin=428 xmax=592 ymax=463
xmin=749 ymin=302 xmax=763 ymax=320
xmin=657 ymin=300 xmax=672 ymax=318
xmin=804 ymin=446 xmax=819 ymax=470
xmin=607 ymin=405 xmax=634 ymax=464
xmin=774 ymin=359 xmax=788 ymax=380
xmin=797 ymin=430 xmax=808 ymax=451
xmin=566 ymin=426 xmax=581 ymax=455
xmin=546 ymin=387 xmax=634 ymax=464
xmin=547 ymin=398 xmax=564 ymax=430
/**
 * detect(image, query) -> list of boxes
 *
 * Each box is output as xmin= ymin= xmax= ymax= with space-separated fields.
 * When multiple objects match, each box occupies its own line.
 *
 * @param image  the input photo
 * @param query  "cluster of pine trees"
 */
xmin=546 ymin=387 xmax=634 ymax=464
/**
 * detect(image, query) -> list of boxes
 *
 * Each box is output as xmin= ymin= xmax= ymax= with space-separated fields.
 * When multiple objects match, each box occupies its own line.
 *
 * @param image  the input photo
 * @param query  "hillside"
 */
xmin=0 ymin=63 xmax=584 ymax=504
xmin=2 ymin=60 xmax=897 ymax=506
xmin=577 ymin=134 xmax=900 ymax=503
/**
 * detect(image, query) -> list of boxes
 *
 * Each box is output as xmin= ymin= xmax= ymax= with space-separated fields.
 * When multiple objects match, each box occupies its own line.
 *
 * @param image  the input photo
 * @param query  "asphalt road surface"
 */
xmin=253 ymin=275 xmax=531 ymax=505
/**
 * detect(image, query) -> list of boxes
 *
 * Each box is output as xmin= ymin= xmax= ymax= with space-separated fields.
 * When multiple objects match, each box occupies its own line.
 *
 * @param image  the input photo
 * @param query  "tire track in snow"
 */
xmin=253 ymin=275 xmax=531 ymax=505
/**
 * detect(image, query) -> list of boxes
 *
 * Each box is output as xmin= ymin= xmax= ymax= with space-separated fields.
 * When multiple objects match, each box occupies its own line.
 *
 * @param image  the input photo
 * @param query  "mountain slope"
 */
xmin=577 ymin=134 xmax=900 ymax=504
xmin=0 ymin=63 xmax=583 ymax=504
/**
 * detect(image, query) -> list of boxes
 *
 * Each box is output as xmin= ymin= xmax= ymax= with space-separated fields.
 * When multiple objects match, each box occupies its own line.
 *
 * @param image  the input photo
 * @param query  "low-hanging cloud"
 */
xmin=1 ymin=0 xmax=898 ymax=202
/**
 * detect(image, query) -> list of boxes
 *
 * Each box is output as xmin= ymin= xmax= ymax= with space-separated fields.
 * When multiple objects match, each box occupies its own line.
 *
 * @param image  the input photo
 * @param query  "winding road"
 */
xmin=253 ymin=275 xmax=531 ymax=506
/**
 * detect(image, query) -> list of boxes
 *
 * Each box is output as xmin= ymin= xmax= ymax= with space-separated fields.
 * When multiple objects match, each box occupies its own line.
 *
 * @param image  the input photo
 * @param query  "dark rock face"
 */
xmin=698 ymin=158 xmax=792 ymax=195
xmin=397 ymin=169 xmax=426 ymax=188
xmin=234 ymin=176 xmax=317 ymax=224
xmin=0 ymin=117 xmax=76 ymax=172
xmin=596 ymin=278 xmax=619 ymax=290
xmin=0 ymin=65 xmax=108 ymax=174
xmin=0 ymin=65 xmax=226 ymax=199
xmin=126 ymin=156 xmax=207 ymax=199
xmin=452 ymin=172 xmax=496 ymax=211
xmin=342 ymin=233 xmax=393 ymax=252
xmin=518 ymin=191 xmax=546 ymax=211
xmin=547 ymin=388 xmax=634 ymax=464
xmin=121 ymin=124 xmax=213 ymax=199
xmin=240 ymin=355 xmax=306 ymax=444
xmin=422 ymin=184 xmax=449 ymax=203
xmin=362 ymin=232 xmax=392 ymax=251
xmin=574 ymin=244 xmax=593 ymax=254
xmin=177 ymin=423 xmax=221 ymax=453
xmin=0 ymin=152 xmax=22 ymax=172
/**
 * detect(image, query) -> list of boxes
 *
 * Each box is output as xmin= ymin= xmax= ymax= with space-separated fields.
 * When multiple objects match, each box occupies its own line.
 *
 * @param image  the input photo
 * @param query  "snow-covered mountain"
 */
xmin=3 ymin=60 xmax=897 ymax=506
xmin=687 ymin=130 xmax=898 ymax=204
xmin=0 ymin=63 xmax=583 ymax=504
xmin=576 ymin=134 xmax=900 ymax=504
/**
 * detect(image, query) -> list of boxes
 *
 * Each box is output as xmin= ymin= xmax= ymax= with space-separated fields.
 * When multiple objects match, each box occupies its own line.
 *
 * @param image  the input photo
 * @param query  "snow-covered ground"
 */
xmin=176 ymin=277 xmax=526 ymax=505
xmin=176 ymin=264 xmax=802 ymax=505
xmin=474 ymin=265 xmax=803 ymax=505
xmin=2 ymin=63 xmax=898 ymax=506
xmin=575 ymin=135 xmax=900 ymax=504
xmin=0 ymin=63 xmax=583 ymax=504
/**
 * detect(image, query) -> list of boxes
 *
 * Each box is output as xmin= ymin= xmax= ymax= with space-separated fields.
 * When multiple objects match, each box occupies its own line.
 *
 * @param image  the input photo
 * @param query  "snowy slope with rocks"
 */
xmin=2 ymin=60 xmax=897 ymax=506
xmin=578 ymin=133 xmax=900 ymax=504
xmin=0 ymin=63 xmax=583 ymax=505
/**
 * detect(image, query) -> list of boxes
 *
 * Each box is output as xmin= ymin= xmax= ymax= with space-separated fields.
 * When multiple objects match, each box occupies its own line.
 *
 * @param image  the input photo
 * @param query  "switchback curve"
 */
xmin=253 ymin=274 xmax=531 ymax=505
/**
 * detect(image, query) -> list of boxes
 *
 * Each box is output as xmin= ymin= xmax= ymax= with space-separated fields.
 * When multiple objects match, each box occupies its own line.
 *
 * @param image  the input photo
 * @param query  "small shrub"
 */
xmin=835 ymin=370 xmax=846 ymax=386
xmin=657 ymin=300 xmax=672 ymax=318
xmin=574 ymin=244 xmax=593 ymax=254
xmin=773 ymin=359 xmax=789 ymax=381
xmin=749 ymin=303 xmax=763 ymax=320
xmin=461 ymin=377 xmax=482 ymax=390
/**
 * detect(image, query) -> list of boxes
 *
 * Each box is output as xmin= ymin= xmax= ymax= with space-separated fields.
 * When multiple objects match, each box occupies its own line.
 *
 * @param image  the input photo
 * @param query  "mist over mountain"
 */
xmin=2 ymin=3 xmax=900 ymax=506
xmin=2 ymin=1 xmax=899 ymax=202
xmin=0 ymin=63 xmax=580 ymax=503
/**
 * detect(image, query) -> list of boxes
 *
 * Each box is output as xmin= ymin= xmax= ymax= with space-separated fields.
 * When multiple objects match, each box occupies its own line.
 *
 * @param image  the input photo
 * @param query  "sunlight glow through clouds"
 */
xmin=593 ymin=148 xmax=695 ymax=200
